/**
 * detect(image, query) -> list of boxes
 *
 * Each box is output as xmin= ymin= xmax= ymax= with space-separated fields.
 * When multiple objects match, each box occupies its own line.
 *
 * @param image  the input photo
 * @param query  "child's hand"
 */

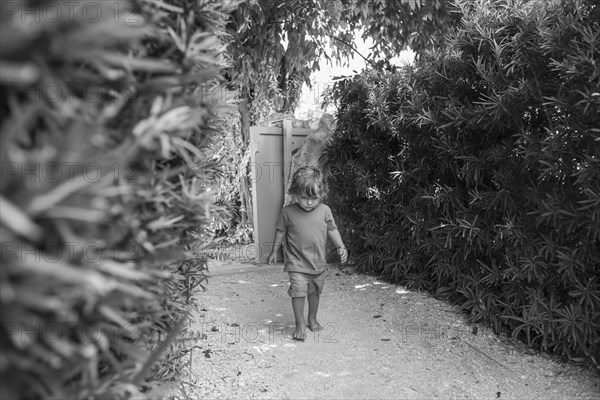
xmin=267 ymin=252 xmax=277 ymax=264
xmin=337 ymin=246 xmax=348 ymax=264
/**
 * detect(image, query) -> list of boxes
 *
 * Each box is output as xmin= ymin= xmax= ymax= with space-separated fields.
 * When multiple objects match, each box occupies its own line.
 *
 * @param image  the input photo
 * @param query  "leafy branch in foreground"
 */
xmin=0 ymin=0 xmax=232 ymax=398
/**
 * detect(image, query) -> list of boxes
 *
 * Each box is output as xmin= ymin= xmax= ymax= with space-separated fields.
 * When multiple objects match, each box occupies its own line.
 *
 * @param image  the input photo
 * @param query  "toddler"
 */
xmin=267 ymin=167 xmax=348 ymax=340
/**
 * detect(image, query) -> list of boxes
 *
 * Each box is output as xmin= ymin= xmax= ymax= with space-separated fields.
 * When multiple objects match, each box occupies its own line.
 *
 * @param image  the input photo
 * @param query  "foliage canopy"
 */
xmin=225 ymin=0 xmax=461 ymax=122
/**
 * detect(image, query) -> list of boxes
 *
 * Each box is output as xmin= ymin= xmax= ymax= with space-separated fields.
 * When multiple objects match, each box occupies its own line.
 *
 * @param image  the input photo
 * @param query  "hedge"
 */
xmin=324 ymin=0 xmax=599 ymax=368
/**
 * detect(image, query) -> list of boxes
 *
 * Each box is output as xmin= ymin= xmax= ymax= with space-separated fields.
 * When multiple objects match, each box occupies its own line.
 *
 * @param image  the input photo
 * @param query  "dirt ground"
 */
xmin=177 ymin=261 xmax=600 ymax=399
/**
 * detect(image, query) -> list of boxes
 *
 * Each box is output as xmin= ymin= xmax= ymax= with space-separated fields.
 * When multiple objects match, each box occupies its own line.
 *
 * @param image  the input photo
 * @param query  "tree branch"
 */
xmin=327 ymin=34 xmax=375 ymax=67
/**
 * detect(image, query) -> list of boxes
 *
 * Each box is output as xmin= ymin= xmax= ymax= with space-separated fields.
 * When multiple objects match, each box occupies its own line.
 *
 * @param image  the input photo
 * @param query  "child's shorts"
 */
xmin=287 ymin=271 xmax=326 ymax=297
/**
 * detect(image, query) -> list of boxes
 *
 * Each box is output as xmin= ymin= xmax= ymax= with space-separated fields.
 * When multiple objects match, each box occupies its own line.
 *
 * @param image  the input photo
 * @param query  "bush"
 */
xmin=206 ymin=110 xmax=254 ymax=244
xmin=0 ymin=0 xmax=231 ymax=398
xmin=324 ymin=0 xmax=599 ymax=368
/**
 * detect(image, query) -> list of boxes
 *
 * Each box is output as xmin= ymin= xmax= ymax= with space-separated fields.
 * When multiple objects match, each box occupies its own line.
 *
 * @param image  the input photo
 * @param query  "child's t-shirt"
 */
xmin=274 ymin=203 xmax=338 ymax=274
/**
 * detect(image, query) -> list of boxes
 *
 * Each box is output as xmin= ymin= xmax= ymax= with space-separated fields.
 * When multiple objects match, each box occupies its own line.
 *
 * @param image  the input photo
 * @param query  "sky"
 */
xmin=294 ymin=38 xmax=415 ymax=121
xmin=312 ymin=37 xmax=415 ymax=82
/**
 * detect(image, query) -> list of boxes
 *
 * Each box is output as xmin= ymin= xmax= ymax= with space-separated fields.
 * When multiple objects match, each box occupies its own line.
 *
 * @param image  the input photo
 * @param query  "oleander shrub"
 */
xmin=324 ymin=0 xmax=599 ymax=367
xmin=0 ymin=0 xmax=232 ymax=398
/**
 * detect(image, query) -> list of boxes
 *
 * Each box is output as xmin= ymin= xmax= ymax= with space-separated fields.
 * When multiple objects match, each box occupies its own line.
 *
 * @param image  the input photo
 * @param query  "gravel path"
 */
xmin=178 ymin=261 xmax=599 ymax=399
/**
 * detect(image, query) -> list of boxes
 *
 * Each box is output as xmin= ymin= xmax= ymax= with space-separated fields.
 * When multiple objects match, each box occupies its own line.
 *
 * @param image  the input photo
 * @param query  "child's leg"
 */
xmin=307 ymin=272 xmax=325 ymax=331
xmin=291 ymin=296 xmax=306 ymax=340
xmin=307 ymin=292 xmax=322 ymax=332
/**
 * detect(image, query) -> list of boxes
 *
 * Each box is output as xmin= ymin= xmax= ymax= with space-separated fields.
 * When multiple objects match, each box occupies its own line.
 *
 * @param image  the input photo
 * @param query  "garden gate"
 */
xmin=249 ymin=119 xmax=317 ymax=263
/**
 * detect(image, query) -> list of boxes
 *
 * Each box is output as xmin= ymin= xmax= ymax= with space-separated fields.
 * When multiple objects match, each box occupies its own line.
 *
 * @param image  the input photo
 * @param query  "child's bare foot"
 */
xmin=308 ymin=320 xmax=323 ymax=332
xmin=293 ymin=325 xmax=306 ymax=341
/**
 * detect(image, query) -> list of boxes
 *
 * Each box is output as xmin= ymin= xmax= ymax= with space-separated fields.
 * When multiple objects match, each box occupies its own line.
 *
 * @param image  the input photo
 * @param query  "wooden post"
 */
xmin=282 ymin=119 xmax=293 ymax=192
xmin=249 ymin=129 xmax=260 ymax=260
xmin=239 ymin=88 xmax=252 ymax=228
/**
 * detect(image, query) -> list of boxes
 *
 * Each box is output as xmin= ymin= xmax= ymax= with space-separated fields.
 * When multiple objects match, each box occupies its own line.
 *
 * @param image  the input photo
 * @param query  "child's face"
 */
xmin=295 ymin=193 xmax=321 ymax=212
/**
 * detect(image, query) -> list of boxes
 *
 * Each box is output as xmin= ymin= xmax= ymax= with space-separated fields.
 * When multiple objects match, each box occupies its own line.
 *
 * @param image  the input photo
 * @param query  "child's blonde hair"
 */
xmin=288 ymin=166 xmax=327 ymax=197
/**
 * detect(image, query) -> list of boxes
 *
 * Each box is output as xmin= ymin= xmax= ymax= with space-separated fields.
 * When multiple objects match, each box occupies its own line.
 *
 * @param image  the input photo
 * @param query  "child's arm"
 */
xmin=267 ymin=229 xmax=285 ymax=264
xmin=327 ymin=229 xmax=348 ymax=264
